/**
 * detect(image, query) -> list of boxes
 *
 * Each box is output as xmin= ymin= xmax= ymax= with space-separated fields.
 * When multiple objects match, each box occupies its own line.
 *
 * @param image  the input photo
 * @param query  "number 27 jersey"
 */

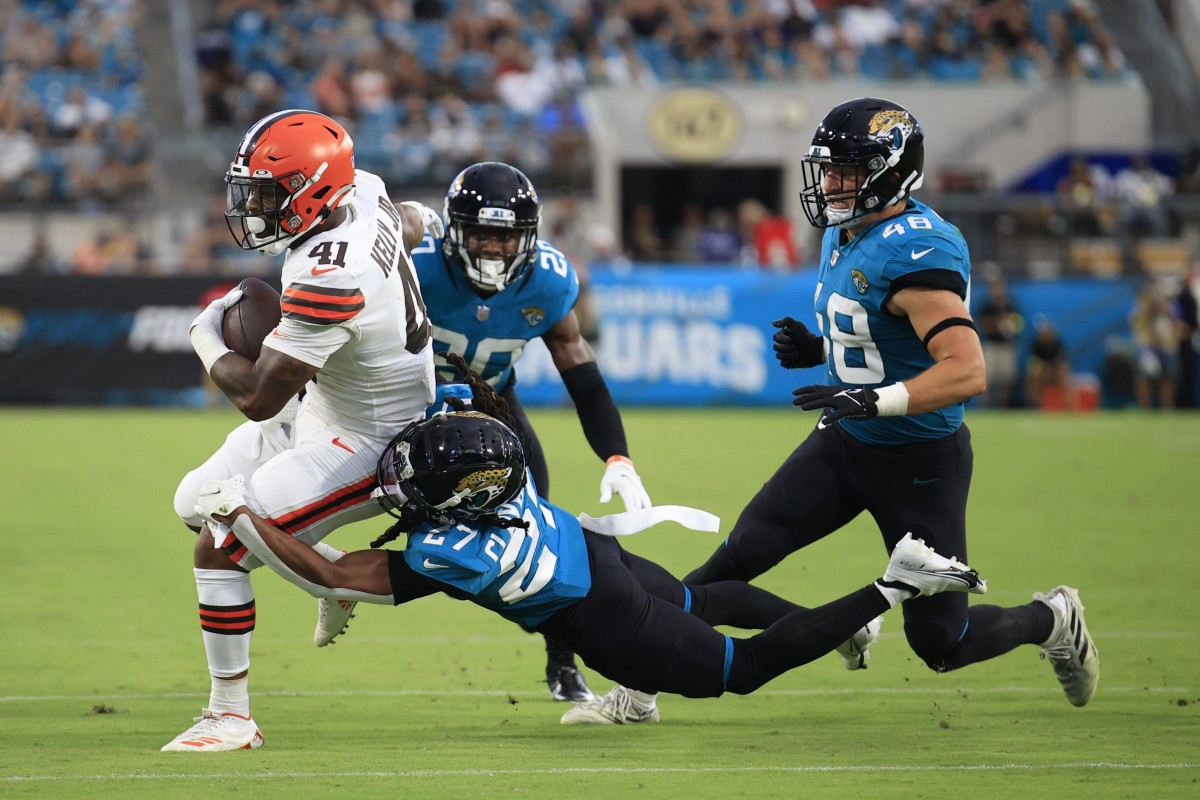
xmin=814 ymin=198 xmax=971 ymax=445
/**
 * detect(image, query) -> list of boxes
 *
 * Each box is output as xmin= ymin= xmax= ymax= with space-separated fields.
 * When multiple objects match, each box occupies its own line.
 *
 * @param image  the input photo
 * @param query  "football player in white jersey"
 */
xmin=165 ymin=110 xmax=442 ymax=752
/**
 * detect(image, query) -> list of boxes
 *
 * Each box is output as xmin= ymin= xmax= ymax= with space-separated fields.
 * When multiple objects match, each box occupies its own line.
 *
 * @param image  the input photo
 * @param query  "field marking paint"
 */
xmin=4 ymin=763 xmax=1199 ymax=782
xmin=14 ymin=630 xmax=1196 ymax=647
xmin=2 ymin=685 xmax=1195 ymax=703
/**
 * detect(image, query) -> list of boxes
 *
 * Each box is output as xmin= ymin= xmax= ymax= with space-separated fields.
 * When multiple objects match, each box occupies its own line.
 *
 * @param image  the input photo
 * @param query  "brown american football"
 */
xmin=222 ymin=277 xmax=282 ymax=361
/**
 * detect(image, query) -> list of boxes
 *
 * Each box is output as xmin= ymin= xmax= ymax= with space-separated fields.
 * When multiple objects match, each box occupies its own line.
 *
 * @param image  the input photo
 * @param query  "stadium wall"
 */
xmin=0 ymin=272 xmax=1142 ymax=408
xmin=584 ymin=81 xmax=1151 ymax=237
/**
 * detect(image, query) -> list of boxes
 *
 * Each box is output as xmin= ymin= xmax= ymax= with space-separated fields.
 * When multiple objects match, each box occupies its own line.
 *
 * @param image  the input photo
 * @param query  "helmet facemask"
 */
xmin=445 ymin=212 xmax=538 ymax=294
xmin=225 ymin=163 xmax=351 ymax=256
xmin=799 ymin=101 xmax=925 ymax=230
xmin=441 ymin=162 xmax=541 ymax=295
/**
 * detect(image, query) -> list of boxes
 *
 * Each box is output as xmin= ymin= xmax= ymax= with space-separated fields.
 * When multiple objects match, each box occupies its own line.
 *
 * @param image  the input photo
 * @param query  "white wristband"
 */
xmin=874 ymin=382 xmax=910 ymax=416
xmin=190 ymin=323 xmax=232 ymax=374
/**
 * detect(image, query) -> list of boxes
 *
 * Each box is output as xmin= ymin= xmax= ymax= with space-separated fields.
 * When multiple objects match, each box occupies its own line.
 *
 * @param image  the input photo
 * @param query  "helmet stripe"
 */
xmin=235 ymin=108 xmax=309 ymax=166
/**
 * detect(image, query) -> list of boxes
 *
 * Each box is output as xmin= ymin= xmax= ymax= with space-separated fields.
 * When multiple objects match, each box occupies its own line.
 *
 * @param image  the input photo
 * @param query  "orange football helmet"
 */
xmin=225 ymin=109 xmax=356 ymax=255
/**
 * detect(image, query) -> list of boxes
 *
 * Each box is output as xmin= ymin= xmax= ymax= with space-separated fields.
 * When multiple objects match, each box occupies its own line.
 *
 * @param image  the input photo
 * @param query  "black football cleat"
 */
xmin=546 ymin=663 xmax=595 ymax=702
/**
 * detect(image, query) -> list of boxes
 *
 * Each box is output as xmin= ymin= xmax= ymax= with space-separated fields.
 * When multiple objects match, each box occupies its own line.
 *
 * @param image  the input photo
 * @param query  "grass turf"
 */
xmin=1 ymin=407 xmax=1197 ymax=798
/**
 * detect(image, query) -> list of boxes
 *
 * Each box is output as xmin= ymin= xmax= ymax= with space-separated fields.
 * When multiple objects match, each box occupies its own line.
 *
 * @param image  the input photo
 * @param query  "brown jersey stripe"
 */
xmin=284 ymin=285 xmax=365 ymax=303
xmin=281 ymin=305 xmax=361 ymax=324
xmin=271 ymin=475 xmax=377 ymax=532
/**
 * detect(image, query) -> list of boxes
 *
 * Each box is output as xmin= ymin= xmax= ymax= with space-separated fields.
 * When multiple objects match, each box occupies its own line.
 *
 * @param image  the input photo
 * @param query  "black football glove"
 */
xmin=792 ymin=385 xmax=880 ymax=423
xmin=772 ymin=317 xmax=825 ymax=369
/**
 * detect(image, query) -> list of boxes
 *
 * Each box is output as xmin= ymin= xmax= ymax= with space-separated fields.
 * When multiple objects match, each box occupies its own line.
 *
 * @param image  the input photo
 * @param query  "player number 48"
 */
xmin=881 ymin=215 xmax=932 ymax=238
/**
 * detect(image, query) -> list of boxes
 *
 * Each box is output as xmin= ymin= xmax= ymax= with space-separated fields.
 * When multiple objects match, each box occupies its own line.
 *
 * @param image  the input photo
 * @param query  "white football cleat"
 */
xmin=161 ymin=709 xmax=263 ymax=752
xmin=560 ymin=686 xmax=660 ymax=725
xmin=883 ymin=533 xmax=987 ymax=597
xmin=1034 ymin=585 xmax=1100 ymax=707
xmin=836 ymin=615 xmax=882 ymax=670
xmin=313 ymin=544 xmax=356 ymax=646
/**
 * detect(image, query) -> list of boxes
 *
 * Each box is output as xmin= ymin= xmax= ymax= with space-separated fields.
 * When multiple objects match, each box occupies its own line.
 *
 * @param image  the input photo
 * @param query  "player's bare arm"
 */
xmin=543 ymin=310 xmax=597 ymax=372
xmin=213 ymin=505 xmax=394 ymax=597
xmin=208 ymin=347 xmax=317 ymax=421
xmin=886 ymin=287 xmax=987 ymax=414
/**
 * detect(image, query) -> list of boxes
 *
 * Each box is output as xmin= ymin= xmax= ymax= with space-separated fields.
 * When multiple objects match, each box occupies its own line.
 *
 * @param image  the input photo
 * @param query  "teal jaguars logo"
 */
xmin=851 ymin=269 xmax=870 ymax=294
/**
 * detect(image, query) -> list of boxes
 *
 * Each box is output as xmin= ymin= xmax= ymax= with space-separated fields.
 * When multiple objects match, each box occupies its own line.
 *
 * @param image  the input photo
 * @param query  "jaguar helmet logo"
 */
xmin=867 ymin=109 xmax=914 ymax=151
xmin=454 ymin=468 xmax=514 ymax=507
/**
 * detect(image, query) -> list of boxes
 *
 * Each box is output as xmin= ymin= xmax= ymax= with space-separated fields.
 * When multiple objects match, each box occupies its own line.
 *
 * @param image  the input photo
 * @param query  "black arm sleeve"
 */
xmin=560 ymin=361 xmax=629 ymax=461
xmin=385 ymin=551 xmax=443 ymax=605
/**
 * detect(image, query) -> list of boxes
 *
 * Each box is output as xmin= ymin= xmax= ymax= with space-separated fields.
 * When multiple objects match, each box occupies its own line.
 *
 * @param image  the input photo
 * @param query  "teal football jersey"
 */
xmin=411 ymin=236 xmax=580 ymax=389
xmin=402 ymin=473 xmax=592 ymax=628
xmin=814 ymin=199 xmax=972 ymax=445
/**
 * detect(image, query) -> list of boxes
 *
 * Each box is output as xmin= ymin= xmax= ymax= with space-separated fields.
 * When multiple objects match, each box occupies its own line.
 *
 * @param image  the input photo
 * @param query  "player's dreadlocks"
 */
xmin=438 ymin=351 xmax=520 ymax=431
xmin=370 ymin=352 xmax=529 ymax=549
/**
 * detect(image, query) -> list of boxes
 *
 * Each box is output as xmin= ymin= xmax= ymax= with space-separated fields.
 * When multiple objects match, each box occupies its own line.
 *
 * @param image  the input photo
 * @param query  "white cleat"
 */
xmin=313 ymin=545 xmax=356 ymax=646
xmin=314 ymin=598 xmax=357 ymax=647
xmin=560 ymin=686 xmax=660 ymax=725
xmin=836 ymin=615 xmax=882 ymax=670
xmin=883 ymin=533 xmax=987 ymax=597
xmin=161 ymin=709 xmax=263 ymax=752
xmin=1034 ymin=585 xmax=1100 ymax=707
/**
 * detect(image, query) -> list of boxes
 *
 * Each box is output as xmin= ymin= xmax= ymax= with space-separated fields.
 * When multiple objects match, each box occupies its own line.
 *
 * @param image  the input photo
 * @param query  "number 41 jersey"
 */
xmin=814 ymin=198 xmax=972 ymax=446
xmin=411 ymin=237 xmax=580 ymax=389
xmin=263 ymin=169 xmax=435 ymax=439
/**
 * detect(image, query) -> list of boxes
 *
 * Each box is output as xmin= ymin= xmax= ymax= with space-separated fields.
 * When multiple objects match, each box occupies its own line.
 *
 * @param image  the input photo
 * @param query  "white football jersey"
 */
xmin=263 ymin=169 xmax=435 ymax=439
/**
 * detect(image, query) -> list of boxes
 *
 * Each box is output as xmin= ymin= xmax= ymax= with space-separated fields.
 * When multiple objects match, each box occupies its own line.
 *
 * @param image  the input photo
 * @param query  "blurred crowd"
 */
xmin=0 ymin=0 xmax=1148 ymax=278
xmin=973 ymin=269 xmax=1200 ymax=410
xmin=194 ymin=0 xmax=1129 ymax=188
xmin=0 ymin=0 xmax=153 ymax=210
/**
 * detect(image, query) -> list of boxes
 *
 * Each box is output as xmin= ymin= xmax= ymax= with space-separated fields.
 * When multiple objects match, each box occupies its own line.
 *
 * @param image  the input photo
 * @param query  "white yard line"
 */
xmin=4 ymin=763 xmax=1200 ymax=782
xmin=2 ymin=685 xmax=1194 ymax=702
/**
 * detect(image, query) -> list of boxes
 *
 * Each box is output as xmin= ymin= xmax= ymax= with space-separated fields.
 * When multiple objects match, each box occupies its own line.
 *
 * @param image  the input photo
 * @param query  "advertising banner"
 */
xmin=0 ymin=272 xmax=1143 ymax=407
xmin=0 ymin=276 xmax=245 ymax=405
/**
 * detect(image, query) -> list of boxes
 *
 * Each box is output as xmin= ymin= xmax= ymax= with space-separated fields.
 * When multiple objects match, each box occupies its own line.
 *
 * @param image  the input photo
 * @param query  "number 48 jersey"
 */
xmin=411 ymin=236 xmax=580 ymax=389
xmin=814 ymin=198 xmax=972 ymax=445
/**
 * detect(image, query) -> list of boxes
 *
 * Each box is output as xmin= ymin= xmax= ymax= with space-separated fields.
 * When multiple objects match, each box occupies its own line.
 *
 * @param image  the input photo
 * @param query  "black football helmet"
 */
xmin=799 ymin=97 xmax=924 ymax=229
xmin=442 ymin=162 xmax=540 ymax=294
xmin=375 ymin=411 xmax=527 ymax=522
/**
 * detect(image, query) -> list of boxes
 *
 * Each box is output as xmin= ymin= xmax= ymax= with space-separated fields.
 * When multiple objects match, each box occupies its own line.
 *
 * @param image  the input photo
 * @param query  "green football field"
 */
xmin=1 ymin=407 xmax=1197 ymax=799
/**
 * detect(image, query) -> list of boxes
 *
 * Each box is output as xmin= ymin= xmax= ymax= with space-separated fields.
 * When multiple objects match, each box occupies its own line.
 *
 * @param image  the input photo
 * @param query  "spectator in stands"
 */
xmin=107 ymin=115 xmax=154 ymax=206
xmin=626 ymin=201 xmax=667 ymax=261
xmin=697 ymin=208 xmax=741 ymax=264
xmin=52 ymin=85 xmax=113 ymax=139
xmin=1025 ymin=314 xmax=1073 ymax=410
xmin=17 ymin=228 xmax=65 ymax=275
xmin=1113 ymin=156 xmax=1173 ymax=245
xmin=1129 ymin=279 xmax=1182 ymax=409
xmin=0 ymin=107 xmax=40 ymax=202
xmin=61 ymin=123 xmax=109 ymax=207
xmin=1055 ymin=156 xmax=1112 ymax=237
xmin=671 ymin=203 xmax=706 ymax=262
xmin=976 ymin=273 xmax=1024 ymax=408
